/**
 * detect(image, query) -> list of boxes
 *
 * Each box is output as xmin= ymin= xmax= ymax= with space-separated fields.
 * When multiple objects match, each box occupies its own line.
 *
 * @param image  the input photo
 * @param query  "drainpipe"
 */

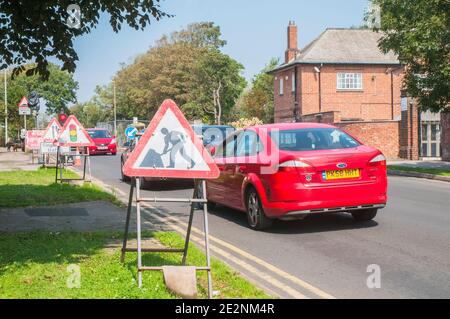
xmin=391 ymin=71 xmax=394 ymax=120
xmin=314 ymin=64 xmax=323 ymax=112
xmin=294 ymin=66 xmax=300 ymax=122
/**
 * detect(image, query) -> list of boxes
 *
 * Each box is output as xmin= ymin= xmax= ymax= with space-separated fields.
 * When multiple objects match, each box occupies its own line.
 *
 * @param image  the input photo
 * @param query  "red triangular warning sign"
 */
xmin=18 ymin=96 xmax=29 ymax=107
xmin=55 ymin=115 xmax=95 ymax=147
xmin=42 ymin=118 xmax=62 ymax=142
xmin=123 ymin=99 xmax=219 ymax=179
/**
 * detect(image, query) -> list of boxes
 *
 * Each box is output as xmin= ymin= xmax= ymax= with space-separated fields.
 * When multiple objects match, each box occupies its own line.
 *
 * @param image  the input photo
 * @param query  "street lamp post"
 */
xmin=4 ymin=69 xmax=8 ymax=146
xmin=113 ymin=80 xmax=117 ymax=137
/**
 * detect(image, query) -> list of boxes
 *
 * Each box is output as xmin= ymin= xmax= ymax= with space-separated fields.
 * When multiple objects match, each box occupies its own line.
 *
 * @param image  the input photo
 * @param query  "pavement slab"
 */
xmin=0 ymin=148 xmax=39 ymax=171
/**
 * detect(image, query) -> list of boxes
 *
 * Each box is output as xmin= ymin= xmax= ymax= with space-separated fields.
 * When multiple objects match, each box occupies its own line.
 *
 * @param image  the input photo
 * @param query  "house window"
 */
xmin=337 ymin=72 xmax=363 ymax=90
xmin=291 ymin=71 xmax=295 ymax=92
xmin=279 ymin=78 xmax=284 ymax=95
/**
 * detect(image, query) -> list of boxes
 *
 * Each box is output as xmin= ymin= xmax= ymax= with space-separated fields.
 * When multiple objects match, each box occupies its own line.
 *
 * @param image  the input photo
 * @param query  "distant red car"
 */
xmin=205 ymin=123 xmax=387 ymax=230
xmin=87 ymin=128 xmax=117 ymax=155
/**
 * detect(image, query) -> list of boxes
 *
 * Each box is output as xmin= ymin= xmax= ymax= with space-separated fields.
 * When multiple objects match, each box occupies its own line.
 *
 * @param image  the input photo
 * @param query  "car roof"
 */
xmin=251 ymin=122 xmax=337 ymax=130
xmin=191 ymin=124 xmax=234 ymax=128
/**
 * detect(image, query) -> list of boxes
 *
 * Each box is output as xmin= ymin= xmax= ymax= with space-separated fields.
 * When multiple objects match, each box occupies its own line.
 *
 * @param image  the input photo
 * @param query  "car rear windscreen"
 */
xmin=270 ymin=128 xmax=359 ymax=151
xmin=87 ymin=130 xmax=111 ymax=138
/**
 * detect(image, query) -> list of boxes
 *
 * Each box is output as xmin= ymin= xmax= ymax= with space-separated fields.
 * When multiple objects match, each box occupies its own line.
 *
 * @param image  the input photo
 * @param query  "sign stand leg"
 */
xmin=87 ymin=147 xmax=92 ymax=182
xmin=121 ymin=178 xmax=135 ymax=263
xmin=136 ymin=177 xmax=143 ymax=288
xmin=55 ymin=146 xmax=60 ymax=183
xmin=82 ymin=148 xmax=87 ymax=181
xmin=181 ymin=180 xmax=198 ymax=265
xmin=201 ymin=179 xmax=213 ymax=299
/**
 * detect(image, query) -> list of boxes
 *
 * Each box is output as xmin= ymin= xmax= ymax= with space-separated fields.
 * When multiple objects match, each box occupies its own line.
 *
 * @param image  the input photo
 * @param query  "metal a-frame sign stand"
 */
xmin=55 ymin=146 xmax=92 ymax=183
xmin=120 ymin=99 xmax=219 ymax=299
xmin=120 ymin=178 xmax=213 ymax=297
xmin=53 ymin=115 xmax=95 ymax=183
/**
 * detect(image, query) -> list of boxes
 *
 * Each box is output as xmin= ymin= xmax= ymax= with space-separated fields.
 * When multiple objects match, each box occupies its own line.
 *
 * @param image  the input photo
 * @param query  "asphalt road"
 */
xmin=85 ymin=154 xmax=450 ymax=299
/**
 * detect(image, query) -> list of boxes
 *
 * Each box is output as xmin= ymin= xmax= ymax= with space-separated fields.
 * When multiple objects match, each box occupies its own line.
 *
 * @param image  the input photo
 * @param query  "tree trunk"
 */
xmin=214 ymin=81 xmax=222 ymax=125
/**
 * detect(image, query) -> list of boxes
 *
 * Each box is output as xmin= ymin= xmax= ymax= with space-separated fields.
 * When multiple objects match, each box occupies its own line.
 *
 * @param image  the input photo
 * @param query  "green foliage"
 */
xmin=70 ymin=102 xmax=108 ymax=128
xmin=370 ymin=0 xmax=450 ymax=112
xmin=0 ymin=63 xmax=78 ymax=137
xmin=99 ymin=22 xmax=246 ymax=124
xmin=0 ymin=0 xmax=170 ymax=79
xmin=238 ymin=58 xmax=278 ymax=123
xmin=192 ymin=49 xmax=246 ymax=124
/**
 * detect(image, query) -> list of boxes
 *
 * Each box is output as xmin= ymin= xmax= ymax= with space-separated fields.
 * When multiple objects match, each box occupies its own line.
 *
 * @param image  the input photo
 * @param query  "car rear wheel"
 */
xmin=351 ymin=208 xmax=378 ymax=221
xmin=121 ymin=158 xmax=130 ymax=182
xmin=246 ymin=188 xmax=273 ymax=230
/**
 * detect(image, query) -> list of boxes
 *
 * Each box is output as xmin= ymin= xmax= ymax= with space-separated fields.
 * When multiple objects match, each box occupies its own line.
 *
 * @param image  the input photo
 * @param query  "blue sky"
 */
xmin=73 ymin=0 xmax=369 ymax=102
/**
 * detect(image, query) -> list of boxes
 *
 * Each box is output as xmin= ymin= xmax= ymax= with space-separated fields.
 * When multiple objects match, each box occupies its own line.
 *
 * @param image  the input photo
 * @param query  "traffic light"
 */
xmin=28 ymin=91 xmax=40 ymax=112
xmin=58 ymin=113 xmax=68 ymax=125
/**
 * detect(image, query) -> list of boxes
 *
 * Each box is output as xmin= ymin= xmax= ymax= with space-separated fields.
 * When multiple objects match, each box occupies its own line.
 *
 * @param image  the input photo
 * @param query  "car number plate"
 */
xmin=323 ymin=168 xmax=360 ymax=180
xmin=98 ymin=146 xmax=108 ymax=150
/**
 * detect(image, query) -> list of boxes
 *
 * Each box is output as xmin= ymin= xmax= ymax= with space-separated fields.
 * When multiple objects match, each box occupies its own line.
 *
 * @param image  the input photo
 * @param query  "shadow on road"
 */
xmin=209 ymin=205 xmax=378 ymax=234
xmin=121 ymin=179 xmax=194 ymax=191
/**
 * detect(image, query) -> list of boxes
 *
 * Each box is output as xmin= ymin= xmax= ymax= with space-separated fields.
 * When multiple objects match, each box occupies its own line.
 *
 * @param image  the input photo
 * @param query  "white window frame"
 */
xmin=337 ymin=72 xmax=363 ymax=90
xmin=279 ymin=78 xmax=284 ymax=95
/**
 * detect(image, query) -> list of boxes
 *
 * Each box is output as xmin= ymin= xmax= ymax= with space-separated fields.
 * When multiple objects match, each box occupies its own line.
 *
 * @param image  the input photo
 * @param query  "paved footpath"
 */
xmin=0 ymin=147 xmax=39 ymax=171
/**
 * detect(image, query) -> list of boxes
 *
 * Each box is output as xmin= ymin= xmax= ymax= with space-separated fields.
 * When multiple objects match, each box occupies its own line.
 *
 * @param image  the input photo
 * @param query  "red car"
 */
xmin=205 ymin=123 xmax=387 ymax=230
xmin=87 ymin=128 xmax=117 ymax=155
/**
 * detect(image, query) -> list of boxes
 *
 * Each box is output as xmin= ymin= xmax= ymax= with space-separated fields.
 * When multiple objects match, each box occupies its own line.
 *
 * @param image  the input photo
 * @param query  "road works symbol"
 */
xmin=42 ymin=118 xmax=62 ymax=142
xmin=122 ymin=99 xmax=219 ymax=179
xmin=55 ymin=115 xmax=95 ymax=147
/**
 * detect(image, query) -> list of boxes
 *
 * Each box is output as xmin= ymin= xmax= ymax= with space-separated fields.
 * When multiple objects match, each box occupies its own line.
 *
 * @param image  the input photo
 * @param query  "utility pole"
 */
xmin=113 ymin=80 xmax=117 ymax=137
xmin=4 ymin=69 xmax=7 ymax=146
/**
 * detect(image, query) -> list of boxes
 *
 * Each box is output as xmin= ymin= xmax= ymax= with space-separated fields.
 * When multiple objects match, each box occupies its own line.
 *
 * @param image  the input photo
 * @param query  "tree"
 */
xmin=106 ymin=22 xmax=246 ymax=123
xmin=193 ymin=49 xmax=246 ymax=124
xmin=0 ymin=62 xmax=78 ymax=137
xmin=239 ymin=58 xmax=278 ymax=123
xmin=0 ymin=0 xmax=170 ymax=79
xmin=156 ymin=22 xmax=226 ymax=49
xmin=369 ymin=0 xmax=450 ymax=112
xmin=70 ymin=101 xmax=107 ymax=128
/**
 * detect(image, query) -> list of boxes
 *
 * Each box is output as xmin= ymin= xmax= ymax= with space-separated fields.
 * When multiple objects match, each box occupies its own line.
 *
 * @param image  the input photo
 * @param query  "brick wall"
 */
xmin=441 ymin=112 xmax=450 ymax=161
xmin=301 ymin=111 xmax=341 ymax=124
xmin=274 ymin=68 xmax=296 ymax=123
xmin=273 ymin=64 xmax=404 ymax=123
xmin=336 ymin=121 xmax=400 ymax=159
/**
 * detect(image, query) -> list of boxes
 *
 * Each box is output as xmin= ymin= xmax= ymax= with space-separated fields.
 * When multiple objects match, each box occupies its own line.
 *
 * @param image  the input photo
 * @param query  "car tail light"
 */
xmin=110 ymin=138 xmax=116 ymax=145
xmin=278 ymin=159 xmax=311 ymax=172
xmin=368 ymin=154 xmax=386 ymax=166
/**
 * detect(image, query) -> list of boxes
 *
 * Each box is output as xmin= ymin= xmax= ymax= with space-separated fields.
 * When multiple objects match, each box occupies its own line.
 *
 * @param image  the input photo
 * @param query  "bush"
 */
xmin=229 ymin=117 xmax=263 ymax=129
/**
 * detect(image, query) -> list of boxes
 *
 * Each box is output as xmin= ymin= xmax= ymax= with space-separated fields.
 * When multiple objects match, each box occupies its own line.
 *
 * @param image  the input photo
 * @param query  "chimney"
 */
xmin=285 ymin=21 xmax=299 ymax=63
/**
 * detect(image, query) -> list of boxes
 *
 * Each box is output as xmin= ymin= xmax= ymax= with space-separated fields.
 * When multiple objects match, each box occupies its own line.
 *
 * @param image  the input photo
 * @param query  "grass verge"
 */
xmin=0 ymin=168 xmax=118 ymax=208
xmin=388 ymin=165 xmax=450 ymax=177
xmin=0 ymin=231 xmax=270 ymax=299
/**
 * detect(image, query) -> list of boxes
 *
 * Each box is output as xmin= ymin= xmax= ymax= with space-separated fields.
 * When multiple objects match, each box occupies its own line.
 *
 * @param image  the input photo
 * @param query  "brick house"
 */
xmin=269 ymin=22 xmax=448 ymax=161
